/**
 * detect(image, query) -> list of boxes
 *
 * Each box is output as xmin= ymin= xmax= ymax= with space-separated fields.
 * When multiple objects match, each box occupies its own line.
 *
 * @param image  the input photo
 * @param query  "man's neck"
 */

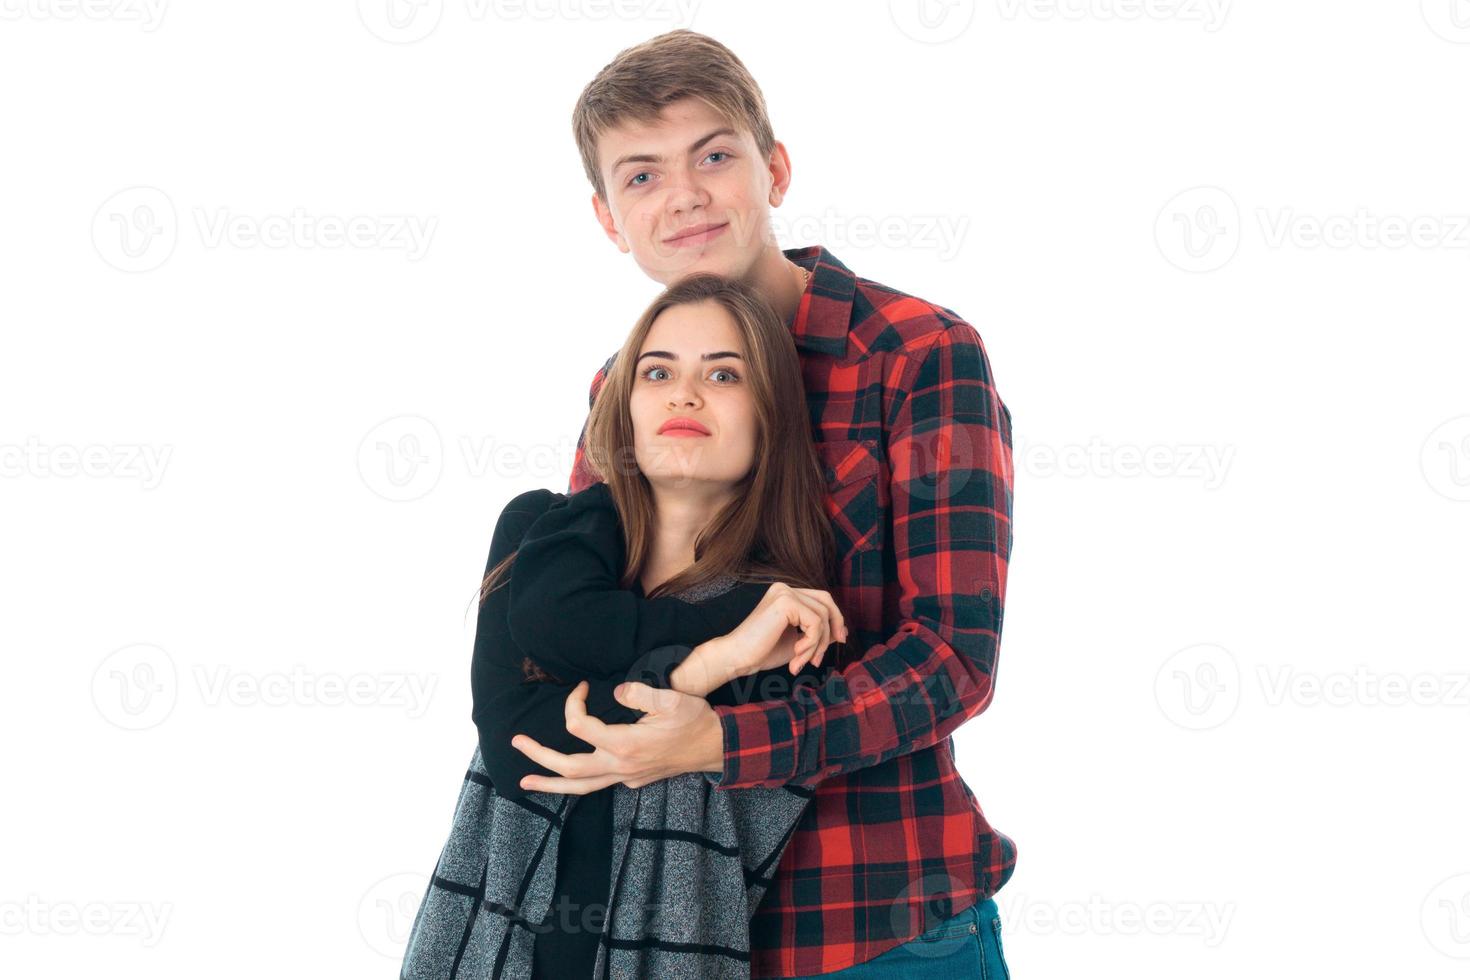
xmin=740 ymin=245 xmax=808 ymax=326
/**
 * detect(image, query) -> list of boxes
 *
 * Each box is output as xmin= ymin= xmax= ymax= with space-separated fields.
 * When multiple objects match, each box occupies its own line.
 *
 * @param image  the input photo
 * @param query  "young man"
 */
xmin=508 ymin=30 xmax=1016 ymax=978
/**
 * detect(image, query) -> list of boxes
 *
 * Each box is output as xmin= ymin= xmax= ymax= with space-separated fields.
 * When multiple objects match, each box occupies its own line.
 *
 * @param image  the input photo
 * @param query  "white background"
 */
xmin=3 ymin=1 xmax=1468 ymax=976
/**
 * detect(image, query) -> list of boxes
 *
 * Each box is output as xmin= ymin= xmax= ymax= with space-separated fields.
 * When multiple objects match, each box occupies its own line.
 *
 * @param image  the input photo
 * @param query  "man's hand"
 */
xmin=511 ymin=679 xmax=724 ymax=795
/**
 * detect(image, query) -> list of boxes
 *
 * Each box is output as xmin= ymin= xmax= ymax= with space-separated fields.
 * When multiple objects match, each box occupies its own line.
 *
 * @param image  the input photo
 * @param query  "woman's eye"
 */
xmin=639 ymin=366 xmax=739 ymax=383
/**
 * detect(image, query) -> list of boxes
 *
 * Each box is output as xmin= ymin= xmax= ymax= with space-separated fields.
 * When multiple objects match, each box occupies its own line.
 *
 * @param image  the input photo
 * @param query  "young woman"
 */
xmin=400 ymin=273 xmax=851 ymax=980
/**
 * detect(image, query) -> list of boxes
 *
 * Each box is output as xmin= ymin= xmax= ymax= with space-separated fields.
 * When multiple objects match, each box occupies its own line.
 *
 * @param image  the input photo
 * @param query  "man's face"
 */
xmin=628 ymin=299 xmax=758 ymax=491
xmin=592 ymin=97 xmax=789 ymax=285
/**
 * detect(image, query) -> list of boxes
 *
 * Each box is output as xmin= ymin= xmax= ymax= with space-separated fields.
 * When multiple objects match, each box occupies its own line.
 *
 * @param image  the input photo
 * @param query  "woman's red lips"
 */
xmin=658 ymin=417 xmax=711 ymax=436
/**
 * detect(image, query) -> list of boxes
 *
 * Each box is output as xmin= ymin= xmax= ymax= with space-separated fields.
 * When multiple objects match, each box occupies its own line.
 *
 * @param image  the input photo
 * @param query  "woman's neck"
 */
xmin=641 ymin=484 xmax=736 ymax=593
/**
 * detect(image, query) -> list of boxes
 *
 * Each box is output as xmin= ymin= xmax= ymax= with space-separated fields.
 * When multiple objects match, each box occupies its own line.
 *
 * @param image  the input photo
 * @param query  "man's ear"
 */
xmin=591 ymin=191 xmax=630 ymax=253
xmin=767 ymin=139 xmax=794 ymax=207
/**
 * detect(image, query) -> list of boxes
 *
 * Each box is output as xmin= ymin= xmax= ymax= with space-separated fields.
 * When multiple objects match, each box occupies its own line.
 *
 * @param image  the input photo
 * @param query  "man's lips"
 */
xmin=663 ymin=221 xmax=728 ymax=247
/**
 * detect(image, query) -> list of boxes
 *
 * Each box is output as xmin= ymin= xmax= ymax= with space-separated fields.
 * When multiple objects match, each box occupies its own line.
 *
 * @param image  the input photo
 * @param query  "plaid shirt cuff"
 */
xmin=704 ymin=699 xmax=808 ymax=789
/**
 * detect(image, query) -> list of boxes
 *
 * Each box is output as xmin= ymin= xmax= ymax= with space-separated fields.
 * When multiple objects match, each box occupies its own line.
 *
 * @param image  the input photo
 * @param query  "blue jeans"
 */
xmin=785 ymin=899 xmax=1011 ymax=978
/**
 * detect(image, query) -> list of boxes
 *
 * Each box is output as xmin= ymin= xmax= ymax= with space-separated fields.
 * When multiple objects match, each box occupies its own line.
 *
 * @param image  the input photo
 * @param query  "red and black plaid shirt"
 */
xmin=570 ymin=244 xmax=1016 ymax=977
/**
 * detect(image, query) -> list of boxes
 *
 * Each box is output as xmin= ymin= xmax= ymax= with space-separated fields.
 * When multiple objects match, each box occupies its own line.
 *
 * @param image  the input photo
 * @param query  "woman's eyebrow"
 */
xmin=635 ymin=350 xmax=744 ymax=364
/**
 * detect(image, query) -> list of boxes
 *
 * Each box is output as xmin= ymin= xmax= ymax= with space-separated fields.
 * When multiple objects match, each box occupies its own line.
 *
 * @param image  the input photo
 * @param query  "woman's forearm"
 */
xmin=667 ymin=638 xmax=735 ymax=699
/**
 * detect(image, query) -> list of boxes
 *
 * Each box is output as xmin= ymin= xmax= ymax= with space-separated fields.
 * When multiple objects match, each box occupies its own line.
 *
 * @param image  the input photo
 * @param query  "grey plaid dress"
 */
xmin=399 ymin=743 xmax=814 ymax=979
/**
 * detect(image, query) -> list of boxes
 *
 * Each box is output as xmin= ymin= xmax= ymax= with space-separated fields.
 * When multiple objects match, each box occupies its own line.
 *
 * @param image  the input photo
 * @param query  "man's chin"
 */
xmin=642 ymin=249 xmax=749 ymax=286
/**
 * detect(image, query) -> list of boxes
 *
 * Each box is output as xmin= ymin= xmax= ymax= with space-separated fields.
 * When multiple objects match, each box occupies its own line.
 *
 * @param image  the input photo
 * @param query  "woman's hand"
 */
xmin=716 ymin=582 xmax=849 ymax=679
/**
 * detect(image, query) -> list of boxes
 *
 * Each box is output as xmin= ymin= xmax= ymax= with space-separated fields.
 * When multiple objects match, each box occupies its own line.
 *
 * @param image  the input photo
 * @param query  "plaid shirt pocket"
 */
xmin=818 ymin=438 xmax=884 ymax=559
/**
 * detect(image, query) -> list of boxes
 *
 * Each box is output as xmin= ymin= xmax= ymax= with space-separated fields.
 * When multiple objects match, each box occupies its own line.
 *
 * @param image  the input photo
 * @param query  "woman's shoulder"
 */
xmin=500 ymin=481 xmax=620 ymax=556
xmin=500 ymin=482 xmax=614 ymax=529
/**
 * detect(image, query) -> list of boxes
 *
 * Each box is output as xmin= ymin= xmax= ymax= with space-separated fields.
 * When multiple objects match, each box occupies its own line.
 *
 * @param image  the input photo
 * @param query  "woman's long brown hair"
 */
xmin=478 ymin=272 xmax=837 ymax=611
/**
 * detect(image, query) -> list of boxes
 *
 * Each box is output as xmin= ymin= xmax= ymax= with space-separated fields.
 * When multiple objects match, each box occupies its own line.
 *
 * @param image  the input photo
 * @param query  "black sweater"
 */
xmin=468 ymin=481 xmax=828 ymax=978
xmin=470 ymin=481 xmax=831 ymax=797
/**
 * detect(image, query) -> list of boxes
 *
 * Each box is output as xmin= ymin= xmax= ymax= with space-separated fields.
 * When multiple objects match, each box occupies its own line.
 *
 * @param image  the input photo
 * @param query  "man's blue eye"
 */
xmin=628 ymin=172 xmax=650 ymax=187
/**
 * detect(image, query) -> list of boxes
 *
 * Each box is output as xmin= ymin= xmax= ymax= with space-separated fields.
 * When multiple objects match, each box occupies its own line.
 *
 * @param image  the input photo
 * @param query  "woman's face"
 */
xmin=629 ymin=299 xmax=758 ymax=493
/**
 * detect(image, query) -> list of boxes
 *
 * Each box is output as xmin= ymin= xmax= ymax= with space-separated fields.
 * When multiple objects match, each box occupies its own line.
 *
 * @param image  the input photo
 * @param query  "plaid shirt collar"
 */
xmin=785 ymin=244 xmax=855 ymax=360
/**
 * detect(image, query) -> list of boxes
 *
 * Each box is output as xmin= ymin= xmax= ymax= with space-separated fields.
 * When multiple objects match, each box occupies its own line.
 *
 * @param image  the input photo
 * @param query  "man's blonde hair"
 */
xmin=571 ymin=29 xmax=776 ymax=201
